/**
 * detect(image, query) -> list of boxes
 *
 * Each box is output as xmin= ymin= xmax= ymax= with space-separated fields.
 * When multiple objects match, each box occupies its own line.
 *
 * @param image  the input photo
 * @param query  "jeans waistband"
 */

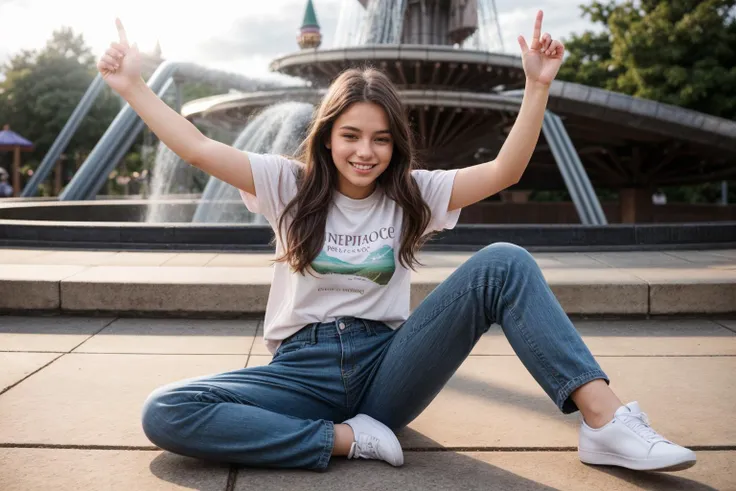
xmin=285 ymin=317 xmax=378 ymax=345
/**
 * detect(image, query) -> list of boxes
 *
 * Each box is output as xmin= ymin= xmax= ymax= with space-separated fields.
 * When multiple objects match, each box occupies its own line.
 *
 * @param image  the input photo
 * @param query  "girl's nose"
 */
xmin=356 ymin=140 xmax=373 ymax=158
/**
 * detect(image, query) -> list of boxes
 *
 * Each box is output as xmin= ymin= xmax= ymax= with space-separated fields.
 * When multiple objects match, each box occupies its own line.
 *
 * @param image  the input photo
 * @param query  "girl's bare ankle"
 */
xmin=331 ymin=423 xmax=355 ymax=456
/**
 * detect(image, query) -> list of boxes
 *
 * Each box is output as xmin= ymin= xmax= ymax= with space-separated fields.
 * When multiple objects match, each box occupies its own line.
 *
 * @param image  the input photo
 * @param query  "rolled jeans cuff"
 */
xmin=557 ymin=369 xmax=610 ymax=414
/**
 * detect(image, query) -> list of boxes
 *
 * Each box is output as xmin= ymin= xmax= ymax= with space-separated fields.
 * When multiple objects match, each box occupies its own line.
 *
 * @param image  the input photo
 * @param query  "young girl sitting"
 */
xmin=97 ymin=12 xmax=696 ymax=473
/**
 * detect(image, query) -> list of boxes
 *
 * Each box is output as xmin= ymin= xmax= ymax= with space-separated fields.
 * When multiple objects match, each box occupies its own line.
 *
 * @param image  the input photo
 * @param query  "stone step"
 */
xmin=1 ymin=249 xmax=734 ymax=315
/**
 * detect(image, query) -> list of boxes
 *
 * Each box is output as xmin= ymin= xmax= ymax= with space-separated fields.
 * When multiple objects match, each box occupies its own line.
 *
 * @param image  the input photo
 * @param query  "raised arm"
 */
xmin=447 ymin=10 xmax=563 ymax=211
xmin=96 ymin=19 xmax=256 ymax=195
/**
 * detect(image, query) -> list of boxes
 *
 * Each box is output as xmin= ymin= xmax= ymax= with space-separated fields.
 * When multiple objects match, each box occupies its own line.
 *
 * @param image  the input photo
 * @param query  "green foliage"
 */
xmin=556 ymin=0 xmax=736 ymax=205
xmin=0 ymin=27 xmax=121 ymax=168
xmin=559 ymin=0 xmax=736 ymax=119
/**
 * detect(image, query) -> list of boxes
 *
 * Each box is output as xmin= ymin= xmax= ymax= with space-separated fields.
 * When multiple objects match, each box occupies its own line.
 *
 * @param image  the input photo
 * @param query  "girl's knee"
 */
xmin=141 ymin=386 xmax=180 ymax=448
xmin=141 ymin=390 xmax=163 ymax=441
xmin=479 ymin=242 xmax=535 ymax=266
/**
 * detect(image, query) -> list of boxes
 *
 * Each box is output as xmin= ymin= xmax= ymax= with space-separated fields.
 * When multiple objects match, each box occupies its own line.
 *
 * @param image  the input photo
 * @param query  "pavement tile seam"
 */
xmin=580 ymin=254 xmax=618 ymax=268
xmin=1 ymin=351 xmax=65 ymax=354
xmin=156 ymin=255 xmax=174 ymax=266
xmin=401 ymin=446 xmax=736 ymax=452
xmin=660 ymin=250 xmax=729 ymax=265
xmin=6 ymin=352 xmax=730 ymax=358
xmin=0 ymin=443 xmax=160 ymax=451
xmin=580 ymin=253 xmax=613 ymax=267
xmin=225 ymin=467 xmax=238 ymax=491
xmin=0 ymin=352 xmax=64 ymax=397
xmin=65 ymin=317 xmax=119 ymax=354
xmin=1 ymin=443 xmax=735 ymax=452
xmin=660 ymin=251 xmax=689 ymax=263
xmin=243 ymin=320 xmax=262 ymax=368
xmin=704 ymin=249 xmax=736 ymax=259
xmin=465 ymin=354 xmax=736 ymax=358
xmin=0 ymin=316 xmax=117 ymax=395
xmin=65 ymin=352 xmax=256 ymax=356
xmin=56 ymin=265 xmax=94 ymax=282
xmin=202 ymin=254 xmax=219 ymax=267
xmin=713 ymin=320 xmax=736 ymax=334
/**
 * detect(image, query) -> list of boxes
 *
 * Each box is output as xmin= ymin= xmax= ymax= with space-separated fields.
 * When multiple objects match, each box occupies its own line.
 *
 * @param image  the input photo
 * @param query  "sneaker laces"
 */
xmin=619 ymin=410 xmax=667 ymax=444
xmin=350 ymin=434 xmax=381 ymax=459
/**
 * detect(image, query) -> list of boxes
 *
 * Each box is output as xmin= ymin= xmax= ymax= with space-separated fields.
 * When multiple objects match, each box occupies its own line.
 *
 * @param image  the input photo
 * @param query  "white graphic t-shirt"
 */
xmin=240 ymin=152 xmax=461 ymax=354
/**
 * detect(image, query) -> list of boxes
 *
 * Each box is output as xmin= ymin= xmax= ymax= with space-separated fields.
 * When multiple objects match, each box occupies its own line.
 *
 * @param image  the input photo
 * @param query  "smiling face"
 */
xmin=327 ymin=101 xmax=394 ymax=199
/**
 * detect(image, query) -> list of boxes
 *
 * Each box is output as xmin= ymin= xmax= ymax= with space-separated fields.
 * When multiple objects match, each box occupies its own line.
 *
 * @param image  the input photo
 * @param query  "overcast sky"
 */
xmin=0 ymin=0 xmax=603 ymax=82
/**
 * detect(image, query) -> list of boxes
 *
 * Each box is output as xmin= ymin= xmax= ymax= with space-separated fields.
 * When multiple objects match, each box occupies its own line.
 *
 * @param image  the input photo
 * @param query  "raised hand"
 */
xmin=517 ymin=11 xmax=564 ymax=87
xmin=97 ymin=18 xmax=142 ymax=94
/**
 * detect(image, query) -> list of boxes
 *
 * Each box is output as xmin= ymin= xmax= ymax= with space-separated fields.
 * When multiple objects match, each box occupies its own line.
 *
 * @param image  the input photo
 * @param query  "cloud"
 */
xmin=186 ymin=0 xmax=601 ymax=80
xmin=191 ymin=0 xmax=341 ymax=62
xmin=495 ymin=0 xmax=606 ymax=54
xmin=0 ymin=0 xmax=343 ymax=80
xmin=0 ymin=0 xmax=600 ymax=81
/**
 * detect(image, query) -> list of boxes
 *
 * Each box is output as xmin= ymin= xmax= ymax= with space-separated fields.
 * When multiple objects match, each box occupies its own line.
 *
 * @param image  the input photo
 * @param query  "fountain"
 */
xmin=1 ymin=0 xmax=734 ymax=251
xmin=184 ymin=0 xmax=736 ymax=227
xmin=191 ymin=102 xmax=313 ymax=224
xmin=143 ymin=102 xmax=314 ymax=225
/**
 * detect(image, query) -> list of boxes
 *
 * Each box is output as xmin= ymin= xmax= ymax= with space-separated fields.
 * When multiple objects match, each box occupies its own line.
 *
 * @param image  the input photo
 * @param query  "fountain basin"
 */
xmin=269 ymin=45 xmax=526 ymax=90
xmin=1 ymin=200 xmax=734 ymax=252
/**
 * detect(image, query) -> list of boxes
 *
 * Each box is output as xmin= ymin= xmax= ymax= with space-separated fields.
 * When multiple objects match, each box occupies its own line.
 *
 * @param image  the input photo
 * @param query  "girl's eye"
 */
xmin=376 ymin=138 xmax=391 ymax=143
xmin=342 ymin=134 xmax=357 ymax=139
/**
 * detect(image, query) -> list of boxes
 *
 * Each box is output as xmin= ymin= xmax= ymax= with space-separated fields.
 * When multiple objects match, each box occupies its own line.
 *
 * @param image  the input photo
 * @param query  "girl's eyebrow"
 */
xmin=339 ymin=125 xmax=391 ymax=134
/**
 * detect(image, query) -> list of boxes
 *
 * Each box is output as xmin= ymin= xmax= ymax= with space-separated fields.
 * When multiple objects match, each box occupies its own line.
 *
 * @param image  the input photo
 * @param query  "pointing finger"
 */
xmin=531 ymin=10 xmax=543 ymax=50
xmin=116 ymin=18 xmax=129 ymax=46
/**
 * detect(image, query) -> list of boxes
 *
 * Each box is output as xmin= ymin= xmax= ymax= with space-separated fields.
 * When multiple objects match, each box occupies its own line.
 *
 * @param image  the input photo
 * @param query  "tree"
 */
xmin=0 ymin=27 xmax=121 ymax=169
xmin=0 ymin=29 xmax=238 ymax=196
xmin=559 ymin=0 xmax=736 ymax=120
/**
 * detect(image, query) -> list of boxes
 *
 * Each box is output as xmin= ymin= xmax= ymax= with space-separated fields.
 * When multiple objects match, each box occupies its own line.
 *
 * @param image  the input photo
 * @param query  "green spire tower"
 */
xmin=298 ymin=0 xmax=322 ymax=49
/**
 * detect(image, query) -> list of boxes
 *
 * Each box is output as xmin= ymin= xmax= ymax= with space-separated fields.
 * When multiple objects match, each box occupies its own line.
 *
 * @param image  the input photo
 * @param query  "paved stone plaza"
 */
xmin=1 ymin=248 xmax=735 ymax=490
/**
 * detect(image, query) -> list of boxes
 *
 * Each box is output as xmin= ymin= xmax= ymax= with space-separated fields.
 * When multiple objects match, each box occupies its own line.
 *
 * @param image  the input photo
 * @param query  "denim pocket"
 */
xmin=274 ymin=339 xmax=308 ymax=356
xmin=374 ymin=323 xmax=395 ymax=334
xmin=360 ymin=319 xmax=394 ymax=336
xmin=273 ymin=325 xmax=313 ymax=358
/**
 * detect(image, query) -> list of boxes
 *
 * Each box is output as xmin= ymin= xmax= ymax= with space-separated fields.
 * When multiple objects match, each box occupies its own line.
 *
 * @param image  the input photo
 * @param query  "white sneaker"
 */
xmin=579 ymin=401 xmax=696 ymax=472
xmin=343 ymin=414 xmax=404 ymax=467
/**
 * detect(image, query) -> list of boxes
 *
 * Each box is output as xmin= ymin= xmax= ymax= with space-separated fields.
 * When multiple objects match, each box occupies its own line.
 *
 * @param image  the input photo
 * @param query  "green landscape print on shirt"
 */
xmin=311 ymin=245 xmax=395 ymax=285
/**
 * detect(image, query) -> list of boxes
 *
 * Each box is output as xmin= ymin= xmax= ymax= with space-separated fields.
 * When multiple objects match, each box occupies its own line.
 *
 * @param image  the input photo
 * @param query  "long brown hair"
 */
xmin=275 ymin=67 xmax=433 ymax=275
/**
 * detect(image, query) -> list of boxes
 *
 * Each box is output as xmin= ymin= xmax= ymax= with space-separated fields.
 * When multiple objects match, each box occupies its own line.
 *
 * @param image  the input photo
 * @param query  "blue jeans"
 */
xmin=141 ymin=243 xmax=608 ymax=470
